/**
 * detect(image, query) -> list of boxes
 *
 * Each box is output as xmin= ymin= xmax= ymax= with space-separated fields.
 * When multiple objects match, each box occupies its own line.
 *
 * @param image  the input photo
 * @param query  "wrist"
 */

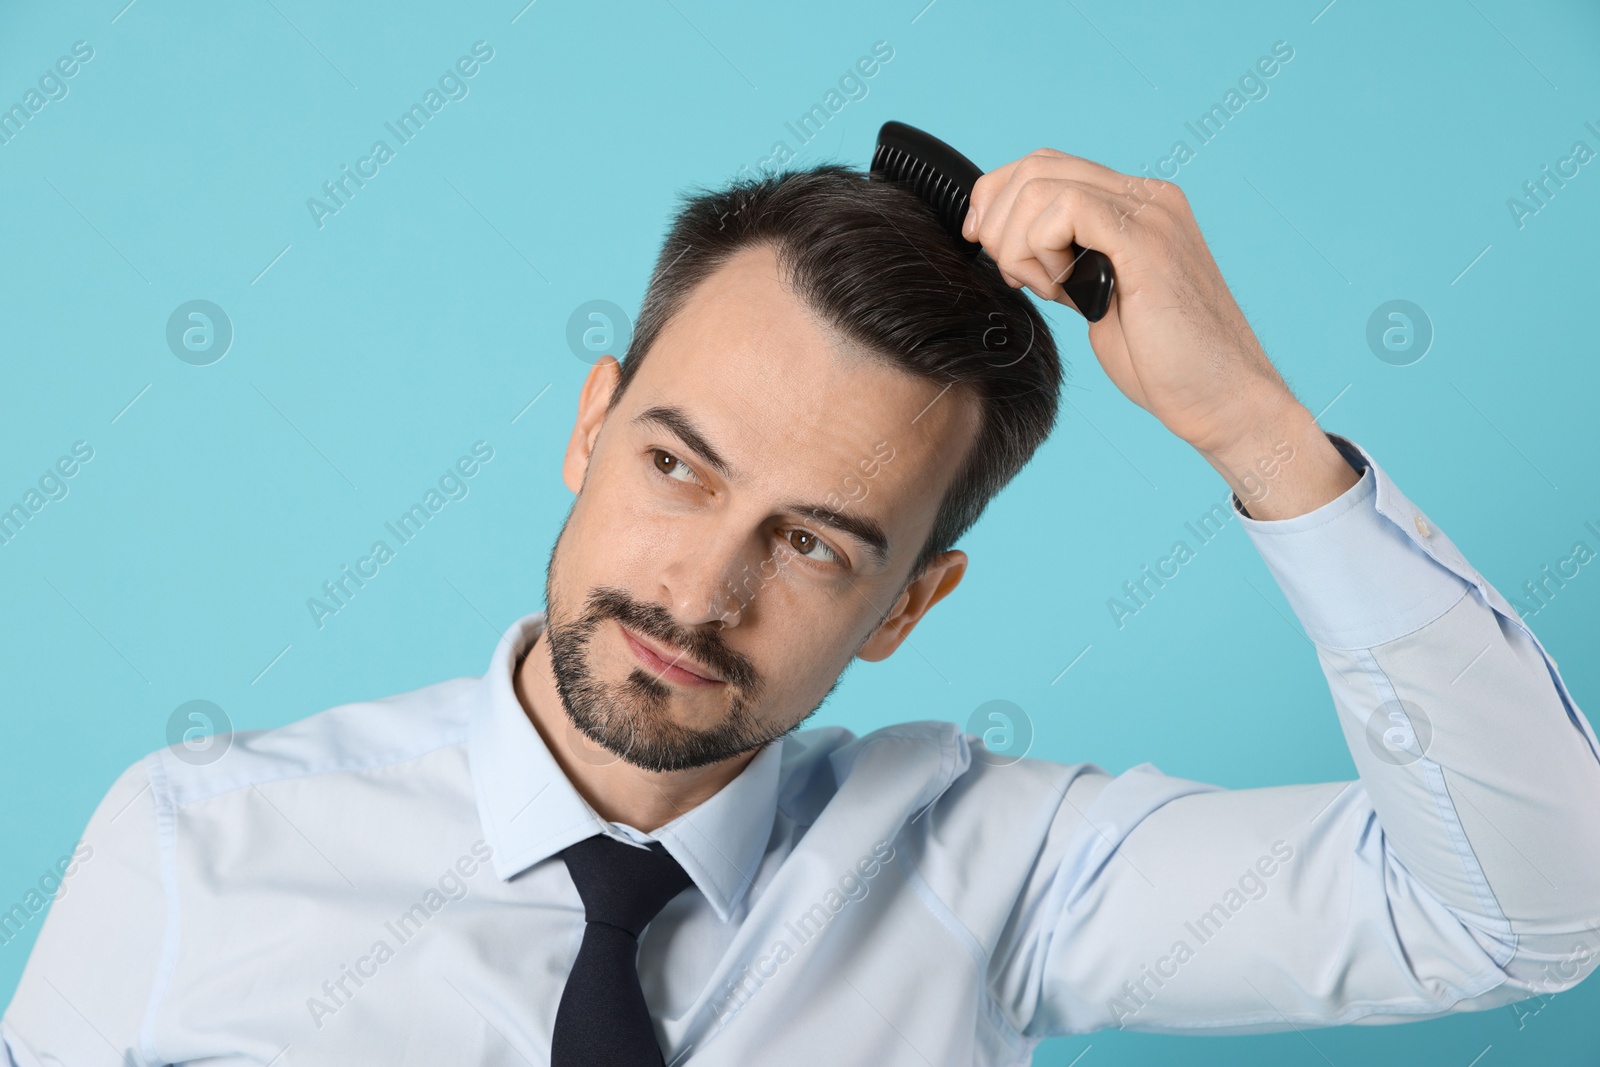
xmin=1195 ymin=401 xmax=1359 ymax=521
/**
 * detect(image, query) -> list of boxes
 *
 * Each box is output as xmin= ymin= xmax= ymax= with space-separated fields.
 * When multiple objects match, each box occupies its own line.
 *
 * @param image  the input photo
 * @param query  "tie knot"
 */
xmin=559 ymin=834 xmax=693 ymax=938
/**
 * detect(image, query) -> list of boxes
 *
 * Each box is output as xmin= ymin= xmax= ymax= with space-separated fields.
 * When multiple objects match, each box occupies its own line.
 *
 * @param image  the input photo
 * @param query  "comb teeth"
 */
xmin=871 ymin=126 xmax=982 ymax=251
xmin=874 ymin=144 xmax=965 ymax=215
xmin=870 ymin=119 xmax=1118 ymax=321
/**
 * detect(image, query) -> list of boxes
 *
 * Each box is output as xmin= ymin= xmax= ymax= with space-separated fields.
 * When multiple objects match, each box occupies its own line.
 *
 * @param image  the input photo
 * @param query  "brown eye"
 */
xmin=786 ymin=529 xmax=840 ymax=565
xmin=651 ymin=449 xmax=694 ymax=483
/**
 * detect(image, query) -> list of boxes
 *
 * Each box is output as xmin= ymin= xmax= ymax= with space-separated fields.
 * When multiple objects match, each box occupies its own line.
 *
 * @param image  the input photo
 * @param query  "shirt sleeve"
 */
xmin=1 ymin=755 xmax=170 ymax=1066
xmin=997 ymin=433 xmax=1600 ymax=1037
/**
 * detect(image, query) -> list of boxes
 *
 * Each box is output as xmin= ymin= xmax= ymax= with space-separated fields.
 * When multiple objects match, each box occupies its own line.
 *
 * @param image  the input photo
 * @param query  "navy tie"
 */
xmin=551 ymin=834 xmax=693 ymax=1066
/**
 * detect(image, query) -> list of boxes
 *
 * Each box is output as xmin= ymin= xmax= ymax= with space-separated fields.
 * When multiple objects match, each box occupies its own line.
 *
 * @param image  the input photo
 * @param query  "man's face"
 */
xmin=544 ymin=243 xmax=977 ymax=773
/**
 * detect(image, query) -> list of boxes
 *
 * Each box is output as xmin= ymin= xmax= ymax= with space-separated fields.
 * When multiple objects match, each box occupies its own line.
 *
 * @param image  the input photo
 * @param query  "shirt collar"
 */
xmin=467 ymin=611 xmax=780 ymax=922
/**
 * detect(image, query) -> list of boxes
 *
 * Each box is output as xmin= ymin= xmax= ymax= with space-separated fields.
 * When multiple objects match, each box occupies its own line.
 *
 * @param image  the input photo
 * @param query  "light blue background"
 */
xmin=2 ymin=1 xmax=1597 ymax=1063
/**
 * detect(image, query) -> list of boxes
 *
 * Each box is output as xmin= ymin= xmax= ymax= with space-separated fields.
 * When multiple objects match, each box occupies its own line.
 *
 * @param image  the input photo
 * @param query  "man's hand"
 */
xmin=964 ymin=149 xmax=1359 ymax=520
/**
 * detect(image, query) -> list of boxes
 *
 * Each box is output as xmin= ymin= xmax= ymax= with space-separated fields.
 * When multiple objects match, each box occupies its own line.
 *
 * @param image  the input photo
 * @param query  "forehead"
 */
xmin=621 ymin=243 xmax=978 ymax=561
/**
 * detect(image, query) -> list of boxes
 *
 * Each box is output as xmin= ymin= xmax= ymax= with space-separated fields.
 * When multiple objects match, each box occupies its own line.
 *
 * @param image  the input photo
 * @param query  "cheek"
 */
xmin=770 ymin=616 xmax=859 ymax=686
xmin=568 ymin=467 xmax=657 ymax=559
xmin=604 ymin=454 xmax=689 ymax=525
xmin=550 ymin=494 xmax=634 ymax=596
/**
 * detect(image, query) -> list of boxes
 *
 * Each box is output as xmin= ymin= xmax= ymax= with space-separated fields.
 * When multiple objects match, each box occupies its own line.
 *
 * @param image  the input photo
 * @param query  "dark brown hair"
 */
xmin=610 ymin=163 xmax=1064 ymax=585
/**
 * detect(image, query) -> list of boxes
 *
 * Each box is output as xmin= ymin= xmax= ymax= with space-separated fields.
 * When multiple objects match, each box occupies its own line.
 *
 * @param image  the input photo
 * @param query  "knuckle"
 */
xmin=1017 ymin=175 xmax=1058 ymax=207
xmin=1139 ymin=177 xmax=1177 ymax=199
xmin=1059 ymin=179 xmax=1091 ymax=203
xmin=1156 ymin=180 xmax=1189 ymax=206
xmin=1050 ymin=181 xmax=1092 ymax=216
xmin=1013 ymin=154 xmax=1052 ymax=182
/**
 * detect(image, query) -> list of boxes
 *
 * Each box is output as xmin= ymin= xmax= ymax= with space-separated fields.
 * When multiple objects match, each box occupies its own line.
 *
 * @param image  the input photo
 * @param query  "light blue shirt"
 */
xmin=5 ymin=434 xmax=1599 ymax=1066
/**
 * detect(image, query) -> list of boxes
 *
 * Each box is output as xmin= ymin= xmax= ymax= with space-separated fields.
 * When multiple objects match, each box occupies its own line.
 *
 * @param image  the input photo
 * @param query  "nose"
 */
xmin=654 ymin=515 xmax=765 ymax=630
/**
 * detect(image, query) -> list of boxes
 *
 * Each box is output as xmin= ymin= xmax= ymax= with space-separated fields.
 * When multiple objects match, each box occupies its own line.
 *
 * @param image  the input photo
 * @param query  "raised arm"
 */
xmin=960 ymin=152 xmax=1600 ymax=1034
xmin=981 ymin=432 xmax=1600 ymax=1035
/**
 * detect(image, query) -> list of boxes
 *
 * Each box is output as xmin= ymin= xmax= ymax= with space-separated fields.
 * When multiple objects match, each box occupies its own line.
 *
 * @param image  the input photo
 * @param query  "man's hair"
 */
xmin=610 ymin=163 xmax=1064 ymax=585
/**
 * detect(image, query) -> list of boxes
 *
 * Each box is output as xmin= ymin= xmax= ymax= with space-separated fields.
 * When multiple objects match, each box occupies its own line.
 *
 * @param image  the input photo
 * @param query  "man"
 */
xmin=4 ymin=148 xmax=1598 ymax=1066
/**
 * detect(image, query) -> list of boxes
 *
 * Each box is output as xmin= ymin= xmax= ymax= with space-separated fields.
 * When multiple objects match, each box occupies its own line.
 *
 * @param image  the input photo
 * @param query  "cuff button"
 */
xmin=1414 ymin=515 xmax=1432 ymax=537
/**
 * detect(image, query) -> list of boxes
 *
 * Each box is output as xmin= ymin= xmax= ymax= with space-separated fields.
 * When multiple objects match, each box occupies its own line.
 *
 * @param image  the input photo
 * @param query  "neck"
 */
xmin=513 ymin=627 xmax=757 ymax=834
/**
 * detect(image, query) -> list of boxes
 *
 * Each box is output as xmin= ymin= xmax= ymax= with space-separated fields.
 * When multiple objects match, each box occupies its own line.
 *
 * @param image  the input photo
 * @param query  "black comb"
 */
xmin=870 ymin=120 xmax=1116 ymax=323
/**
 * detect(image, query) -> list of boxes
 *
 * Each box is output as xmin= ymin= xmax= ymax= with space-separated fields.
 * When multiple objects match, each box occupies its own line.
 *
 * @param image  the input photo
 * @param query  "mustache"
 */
xmin=579 ymin=586 xmax=760 ymax=692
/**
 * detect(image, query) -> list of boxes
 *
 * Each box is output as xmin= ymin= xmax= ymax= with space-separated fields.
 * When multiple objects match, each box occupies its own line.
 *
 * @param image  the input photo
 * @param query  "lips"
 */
xmin=617 ymin=622 xmax=725 ymax=687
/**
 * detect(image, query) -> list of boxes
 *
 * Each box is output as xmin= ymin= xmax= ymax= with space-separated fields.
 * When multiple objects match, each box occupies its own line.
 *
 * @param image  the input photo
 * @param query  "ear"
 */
xmin=562 ymin=356 xmax=623 ymax=494
xmin=855 ymin=549 xmax=967 ymax=662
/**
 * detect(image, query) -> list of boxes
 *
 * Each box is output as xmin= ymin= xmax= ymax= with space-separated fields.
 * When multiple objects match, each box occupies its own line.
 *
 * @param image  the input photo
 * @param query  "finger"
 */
xmin=966 ymin=151 xmax=1062 ymax=240
xmin=967 ymin=149 xmax=1168 ymax=238
xmin=992 ymin=178 xmax=1138 ymax=304
xmin=995 ymin=179 xmax=1085 ymax=292
xmin=975 ymin=165 xmax=1160 ymax=257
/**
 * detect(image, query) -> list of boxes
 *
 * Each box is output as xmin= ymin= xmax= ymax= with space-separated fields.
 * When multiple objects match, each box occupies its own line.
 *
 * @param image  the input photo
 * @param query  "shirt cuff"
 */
xmin=1231 ymin=433 xmax=1474 ymax=650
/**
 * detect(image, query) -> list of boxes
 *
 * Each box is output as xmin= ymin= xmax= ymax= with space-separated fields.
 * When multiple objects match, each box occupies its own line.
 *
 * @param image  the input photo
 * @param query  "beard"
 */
xmin=543 ymin=583 xmax=781 ymax=773
xmin=541 ymin=505 xmax=861 ymax=771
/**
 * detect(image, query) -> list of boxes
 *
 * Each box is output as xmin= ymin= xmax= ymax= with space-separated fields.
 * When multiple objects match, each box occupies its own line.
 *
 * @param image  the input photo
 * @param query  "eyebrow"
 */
xmin=782 ymin=500 xmax=891 ymax=569
xmin=632 ymin=403 xmax=892 ymax=569
xmin=634 ymin=405 xmax=736 ymax=479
